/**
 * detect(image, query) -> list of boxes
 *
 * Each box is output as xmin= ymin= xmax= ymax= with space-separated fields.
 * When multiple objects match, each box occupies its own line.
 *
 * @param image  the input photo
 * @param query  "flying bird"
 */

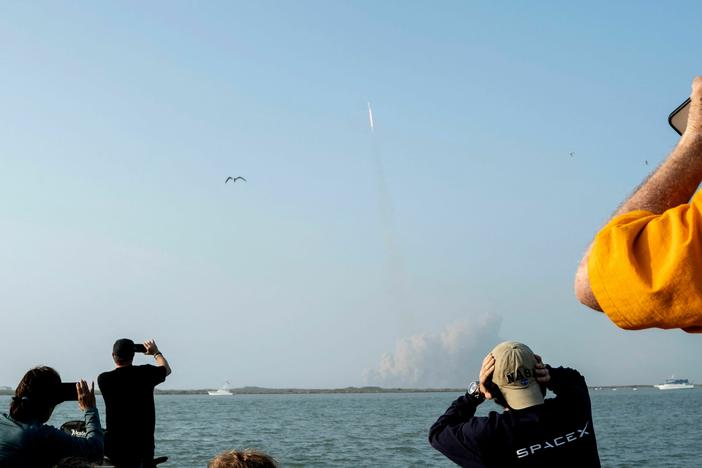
xmin=645 ymin=160 xmax=649 ymax=166
xmin=569 ymin=152 xmax=575 ymax=158
xmin=225 ymin=176 xmax=247 ymax=183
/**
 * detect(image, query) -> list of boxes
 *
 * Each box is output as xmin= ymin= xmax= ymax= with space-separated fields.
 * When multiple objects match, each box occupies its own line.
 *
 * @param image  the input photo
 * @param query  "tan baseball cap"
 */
xmin=491 ymin=341 xmax=544 ymax=410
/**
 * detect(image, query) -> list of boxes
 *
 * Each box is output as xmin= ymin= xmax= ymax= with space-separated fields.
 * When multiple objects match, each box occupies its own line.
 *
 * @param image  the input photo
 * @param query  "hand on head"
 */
xmin=76 ymin=380 xmax=96 ymax=411
xmin=534 ymin=354 xmax=551 ymax=385
xmin=478 ymin=353 xmax=496 ymax=400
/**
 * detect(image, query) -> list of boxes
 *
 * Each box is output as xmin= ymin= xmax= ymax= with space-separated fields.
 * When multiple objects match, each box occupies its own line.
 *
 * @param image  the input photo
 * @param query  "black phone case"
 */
xmin=58 ymin=382 xmax=79 ymax=402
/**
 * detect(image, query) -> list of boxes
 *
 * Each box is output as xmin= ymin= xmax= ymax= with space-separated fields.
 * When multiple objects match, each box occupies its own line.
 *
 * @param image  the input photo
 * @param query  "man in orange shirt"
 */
xmin=575 ymin=76 xmax=702 ymax=332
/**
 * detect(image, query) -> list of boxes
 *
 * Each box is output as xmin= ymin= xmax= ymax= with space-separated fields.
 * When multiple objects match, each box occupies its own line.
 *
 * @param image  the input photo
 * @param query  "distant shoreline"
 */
xmin=157 ymin=386 xmax=464 ymax=395
xmin=0 ymin=384 xmax=693 ymax=396
xmin=157 ymin=384 xmax=699 ymax=395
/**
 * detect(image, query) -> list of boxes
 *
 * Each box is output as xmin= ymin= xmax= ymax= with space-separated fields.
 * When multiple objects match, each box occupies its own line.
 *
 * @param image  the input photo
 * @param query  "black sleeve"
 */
xmin=147 ymin=365 xmax=168 ymax=386
xmin=42 ymin=408 xmax=104 ymax=463
xmin=428 ymin=395 xmax=488 ymax=468
xmin=547 ymin=367 xmax=590 ymax=403
xmin=97 ymin=372 xmax=109 ymax=395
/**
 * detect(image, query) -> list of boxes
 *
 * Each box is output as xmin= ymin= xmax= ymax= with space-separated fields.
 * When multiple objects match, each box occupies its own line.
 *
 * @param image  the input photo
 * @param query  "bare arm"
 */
xmin=575 ymin=77 xmax=702 ymax=310
xmin=144 ymin=339 xmax=172 ymax=376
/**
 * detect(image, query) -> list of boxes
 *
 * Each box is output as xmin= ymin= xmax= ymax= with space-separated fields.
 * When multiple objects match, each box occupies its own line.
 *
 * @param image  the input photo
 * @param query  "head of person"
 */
xmin=10 ymin=366 xmax=62 ymax=424
xmin=489 ymin=341 xmax=546 ymax=410
xmin=112 ymin=338 xmax=135 ymax=366
xmin=208 ymin=449 xmax=278 ymax=468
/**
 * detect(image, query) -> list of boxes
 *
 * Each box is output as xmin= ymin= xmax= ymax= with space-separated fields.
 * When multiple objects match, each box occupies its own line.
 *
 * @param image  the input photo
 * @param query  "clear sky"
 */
xmin=1 ymin=1 xmax=701 ymax=389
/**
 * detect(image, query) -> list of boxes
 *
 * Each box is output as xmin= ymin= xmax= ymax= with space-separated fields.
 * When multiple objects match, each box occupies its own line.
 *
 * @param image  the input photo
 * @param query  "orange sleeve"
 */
xmin=588 ymin=191 xmax=702 ymax=333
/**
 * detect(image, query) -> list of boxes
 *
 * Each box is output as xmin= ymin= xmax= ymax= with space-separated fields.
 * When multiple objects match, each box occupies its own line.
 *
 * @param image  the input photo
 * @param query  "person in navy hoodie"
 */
xmin=429 ymin=341 xmax=600 ymax=467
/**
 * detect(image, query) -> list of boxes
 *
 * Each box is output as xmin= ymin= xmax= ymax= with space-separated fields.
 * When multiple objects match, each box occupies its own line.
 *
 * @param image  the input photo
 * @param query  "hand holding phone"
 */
xmin=76 ymin=380 xmax=96 ymax=411
xmin=668 ymin=76 xmax=702 ymax=136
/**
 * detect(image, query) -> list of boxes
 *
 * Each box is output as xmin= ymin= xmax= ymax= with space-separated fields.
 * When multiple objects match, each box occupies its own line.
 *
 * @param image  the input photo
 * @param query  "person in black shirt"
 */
xmin=429 ymin=341 xmax=600 ymax=467
xmin=98 ymin=338 xmax=172 ymax=468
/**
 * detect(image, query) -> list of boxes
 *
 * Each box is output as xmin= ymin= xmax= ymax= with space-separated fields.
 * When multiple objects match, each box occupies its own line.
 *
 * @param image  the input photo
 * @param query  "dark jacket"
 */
xmin=0 ymin=407 xmax=103 ymax=467
xmin=429 ymin=367 xmax=600 ymax=467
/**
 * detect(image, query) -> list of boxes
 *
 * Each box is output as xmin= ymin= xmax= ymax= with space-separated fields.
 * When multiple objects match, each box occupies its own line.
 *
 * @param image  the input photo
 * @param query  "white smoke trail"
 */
xmin=366 ymin=101 xmax=411 ymax=327
xmin=364 ymin=315 xmax=503 ymax=388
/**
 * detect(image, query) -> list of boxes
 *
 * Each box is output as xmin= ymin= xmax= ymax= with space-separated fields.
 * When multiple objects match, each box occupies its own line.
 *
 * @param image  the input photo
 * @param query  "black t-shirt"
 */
xmin=98 ymin=364 xmax=167 ymax=462
xmin=429 ymin=367 xmax=600 ymax=468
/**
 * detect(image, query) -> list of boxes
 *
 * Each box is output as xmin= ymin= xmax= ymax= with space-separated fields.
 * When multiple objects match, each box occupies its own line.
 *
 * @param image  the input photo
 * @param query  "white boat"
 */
xmin=208 ymin=381 xmax=233 ymax=396
xmin=654 ymin=377 xmax=694 ymax=390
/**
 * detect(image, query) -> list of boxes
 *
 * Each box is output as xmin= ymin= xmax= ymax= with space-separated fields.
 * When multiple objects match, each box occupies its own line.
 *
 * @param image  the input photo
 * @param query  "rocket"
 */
xmin=367 ymin=102 xmax=375 ymax=132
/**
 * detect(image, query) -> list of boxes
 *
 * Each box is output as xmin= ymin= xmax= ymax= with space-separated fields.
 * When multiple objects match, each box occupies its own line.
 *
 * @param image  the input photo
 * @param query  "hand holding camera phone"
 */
xmin=55 ymin=380 xmax=96 ymax=410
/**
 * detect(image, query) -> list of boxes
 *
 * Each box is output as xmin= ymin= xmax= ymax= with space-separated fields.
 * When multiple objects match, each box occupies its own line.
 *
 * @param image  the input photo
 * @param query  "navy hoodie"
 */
xmin=429 ymin=367 xmax=600 ymax=467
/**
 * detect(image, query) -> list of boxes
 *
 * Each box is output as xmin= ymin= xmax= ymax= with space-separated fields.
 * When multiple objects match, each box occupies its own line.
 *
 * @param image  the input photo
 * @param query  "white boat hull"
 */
xmin=654 ymin=384 xmax=694 ymax=390
xmin=208 ymin=390 xmax=233 ymax=396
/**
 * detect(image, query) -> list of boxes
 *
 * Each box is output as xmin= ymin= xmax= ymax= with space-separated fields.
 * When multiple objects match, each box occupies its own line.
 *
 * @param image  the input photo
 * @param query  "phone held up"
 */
xmin=669 ymin=98 xmax=691 ymax=135
xmin=134 ymin=343 xmax=147 ymax=353
xmin=56 ymin=382 xmax=80 ymax=403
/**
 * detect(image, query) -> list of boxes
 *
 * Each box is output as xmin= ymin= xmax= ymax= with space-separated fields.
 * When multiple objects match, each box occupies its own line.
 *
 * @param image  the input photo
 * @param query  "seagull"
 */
xmin=225 ymin=176 xmax=247 ymax=184
xmin=569 ymin=152 xmax=575 ymax=158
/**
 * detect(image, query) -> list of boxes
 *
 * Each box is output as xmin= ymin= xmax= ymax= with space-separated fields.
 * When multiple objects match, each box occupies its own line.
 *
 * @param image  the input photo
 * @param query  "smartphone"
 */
xmin=134 ymin=344 xmax=147 ymax=353
xmin=57 ymin=382 xmax=79 ymax=402
xmin=669 ymin=98 xmax=690 ymax=135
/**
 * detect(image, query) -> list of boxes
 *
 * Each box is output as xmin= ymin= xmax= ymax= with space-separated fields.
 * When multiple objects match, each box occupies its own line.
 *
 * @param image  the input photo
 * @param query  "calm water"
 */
xmin=1 ymin=387 xmax=700 ymax=467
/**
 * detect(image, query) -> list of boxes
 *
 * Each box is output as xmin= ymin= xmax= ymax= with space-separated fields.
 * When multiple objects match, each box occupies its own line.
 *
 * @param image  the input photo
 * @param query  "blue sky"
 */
xmin=1 ymin=1 xmax=701 ymax=388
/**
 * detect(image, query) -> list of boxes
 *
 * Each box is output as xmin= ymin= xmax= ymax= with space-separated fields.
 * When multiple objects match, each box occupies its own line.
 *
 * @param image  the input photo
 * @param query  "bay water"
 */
xmin=2 ymin=386 xmax=699 ymax=467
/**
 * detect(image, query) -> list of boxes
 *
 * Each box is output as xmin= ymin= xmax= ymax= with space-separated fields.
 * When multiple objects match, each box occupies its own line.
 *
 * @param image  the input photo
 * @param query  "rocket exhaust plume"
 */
xmin=366 ymin=101 xmax=411 ymax=330
xmin=364 ymin=315 xmax=503 ymax=388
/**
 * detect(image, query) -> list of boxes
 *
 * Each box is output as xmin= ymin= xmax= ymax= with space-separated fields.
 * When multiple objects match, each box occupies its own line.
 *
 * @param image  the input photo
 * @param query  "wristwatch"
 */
xmin=466 ymin=381 xmax=485 ymax=404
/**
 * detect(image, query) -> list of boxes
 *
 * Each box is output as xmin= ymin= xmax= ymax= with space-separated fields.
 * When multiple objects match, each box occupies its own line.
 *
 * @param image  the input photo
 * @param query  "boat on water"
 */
xmin=208 ymin=381 xmax=233 ymax=396
xmin=654 ymin=377 xmax=694 ymax=390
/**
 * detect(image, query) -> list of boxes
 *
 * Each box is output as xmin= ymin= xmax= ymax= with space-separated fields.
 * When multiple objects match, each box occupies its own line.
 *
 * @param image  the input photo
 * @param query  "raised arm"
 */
xmin=546 ymin=367 xmax=589 ymax=402
xmin=145 ymin=339 xmax=172 ymax=377
xmin=429 ymin=354 xmax=496 ymax=467
xmin=46 ymin=380 xmax=104 ymax=462
xmin=575 ymin=76 xmax=702 ymax=311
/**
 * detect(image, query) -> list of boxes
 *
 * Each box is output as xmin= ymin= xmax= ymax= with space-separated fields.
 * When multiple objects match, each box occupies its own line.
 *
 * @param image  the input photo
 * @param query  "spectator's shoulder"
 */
xmin=97 ymin=370 xmax=112 ymax=385
xmin=139 ymin=363 xmax=165 ymax=375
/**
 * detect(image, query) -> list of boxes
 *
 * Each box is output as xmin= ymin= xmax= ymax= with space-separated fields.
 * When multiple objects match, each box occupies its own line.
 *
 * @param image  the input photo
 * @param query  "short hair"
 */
xmin=209 ymin=449 xmax=278 ymax=468
xmin=112 ymin=338 xmax=135 ymax=366
xmin=112 ymin=354 xmax=133 ymax=366
xmin=10 ymin=366 xmax=61 ymax=423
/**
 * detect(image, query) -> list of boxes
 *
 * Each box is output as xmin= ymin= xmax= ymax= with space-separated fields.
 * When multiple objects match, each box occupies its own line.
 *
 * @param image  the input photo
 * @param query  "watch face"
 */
xmin=468 ymin=381 xmax=480 ymax=395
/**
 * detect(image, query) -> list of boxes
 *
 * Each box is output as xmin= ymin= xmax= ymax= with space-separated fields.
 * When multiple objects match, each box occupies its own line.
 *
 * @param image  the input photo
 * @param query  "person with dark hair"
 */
xmin=209 ymin=449 xmax=278 ymax=468
xmin=98 ymin=338 xmax=171 ymax=468
xmin=0 ymin=366 xmax=104 ymax=467
xmin=429 ymin=342 xmax=600 ymax=467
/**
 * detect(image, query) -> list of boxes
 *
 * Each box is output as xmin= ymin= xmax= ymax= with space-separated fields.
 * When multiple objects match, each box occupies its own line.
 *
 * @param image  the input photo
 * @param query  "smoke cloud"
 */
xmin=364 ymin=315 xmax=502 ymax=388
